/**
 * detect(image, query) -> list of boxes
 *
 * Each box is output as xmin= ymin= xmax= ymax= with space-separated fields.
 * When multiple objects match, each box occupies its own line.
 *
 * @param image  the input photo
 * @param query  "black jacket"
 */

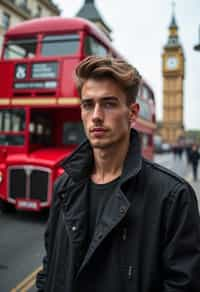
xmin=36 ymin=130 xmax=200 ymax=292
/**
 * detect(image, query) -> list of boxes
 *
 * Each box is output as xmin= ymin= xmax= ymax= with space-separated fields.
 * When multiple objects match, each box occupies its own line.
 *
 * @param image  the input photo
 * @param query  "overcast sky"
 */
xmin=54 ymin=0 xmax=200 ymax=130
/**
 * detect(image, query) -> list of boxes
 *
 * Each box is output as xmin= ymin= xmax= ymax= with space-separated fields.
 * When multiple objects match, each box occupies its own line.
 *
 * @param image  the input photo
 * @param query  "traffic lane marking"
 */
xmin=21 ymin=278 xmax=36 ymax=292
xmin=185 ymin=172 xmax=192 ymax=183
xmin=11 ymin=265 xmax=42 ymax=292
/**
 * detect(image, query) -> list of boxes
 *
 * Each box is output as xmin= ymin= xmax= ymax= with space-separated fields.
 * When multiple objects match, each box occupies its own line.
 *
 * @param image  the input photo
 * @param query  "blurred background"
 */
xmin=0 ymin=1 xmax=199 ymax=291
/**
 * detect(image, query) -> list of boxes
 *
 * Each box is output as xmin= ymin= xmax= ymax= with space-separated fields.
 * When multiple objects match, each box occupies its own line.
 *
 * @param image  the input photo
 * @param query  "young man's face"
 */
xmin=80 ymin=78 xmax=139 ymax=149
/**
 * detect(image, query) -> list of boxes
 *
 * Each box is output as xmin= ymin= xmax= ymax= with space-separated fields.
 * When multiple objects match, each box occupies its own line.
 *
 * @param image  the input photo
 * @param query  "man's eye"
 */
xmin=81 ymin=103 xmax=93 ymax=110
xmin=104 ymin=102 xmax=117 ymax=109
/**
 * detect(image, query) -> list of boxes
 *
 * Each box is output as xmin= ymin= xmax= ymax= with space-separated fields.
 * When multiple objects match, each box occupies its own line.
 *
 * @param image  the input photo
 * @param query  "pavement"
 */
xmin=155 ymin=152 xmax=200 ymax=209
xmin=186 ymin=174 xmax=200 ymax=208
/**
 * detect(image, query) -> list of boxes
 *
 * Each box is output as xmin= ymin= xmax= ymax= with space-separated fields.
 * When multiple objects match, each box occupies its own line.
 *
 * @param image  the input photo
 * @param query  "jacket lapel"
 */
xmin=61 ymin=179 xmax=89 ymax=255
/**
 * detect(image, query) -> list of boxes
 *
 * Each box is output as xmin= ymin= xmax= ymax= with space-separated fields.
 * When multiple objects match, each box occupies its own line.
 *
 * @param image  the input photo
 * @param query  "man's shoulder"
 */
xmin=141 ymin=158 xmax=193 ymax=196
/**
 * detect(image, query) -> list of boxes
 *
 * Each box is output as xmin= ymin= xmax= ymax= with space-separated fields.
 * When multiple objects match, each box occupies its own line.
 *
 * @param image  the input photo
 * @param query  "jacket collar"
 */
xmin=60 ymin=129 xmax=142 ymax=184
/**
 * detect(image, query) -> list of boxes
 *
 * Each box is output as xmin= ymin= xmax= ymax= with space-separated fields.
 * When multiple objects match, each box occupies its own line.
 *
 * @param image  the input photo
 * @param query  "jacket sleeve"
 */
xmin=163 ymin=183 xmax=200 ymax=292
xmin=35 ymin=174 xmax=67 ymax=291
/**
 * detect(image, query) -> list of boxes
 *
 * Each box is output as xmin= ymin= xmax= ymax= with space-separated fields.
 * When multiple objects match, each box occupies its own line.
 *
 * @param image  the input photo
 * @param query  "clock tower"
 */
xmin=161 ymin=6 xmax=185 ymax=144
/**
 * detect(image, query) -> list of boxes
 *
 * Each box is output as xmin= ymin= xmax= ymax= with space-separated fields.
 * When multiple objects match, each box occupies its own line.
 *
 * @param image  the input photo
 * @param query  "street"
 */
xmin=0 ymin=212 xmax=46 ymax=291
xmin=0 ymin=152 xmax=199 ymax=292
xmin=155 ymin=152 xmax=200 ymax=206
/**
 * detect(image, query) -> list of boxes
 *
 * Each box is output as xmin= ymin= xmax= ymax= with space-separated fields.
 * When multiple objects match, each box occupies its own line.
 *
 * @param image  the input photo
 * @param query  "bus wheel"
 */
xmin=0 ymin=199 xmax=15 ymax=213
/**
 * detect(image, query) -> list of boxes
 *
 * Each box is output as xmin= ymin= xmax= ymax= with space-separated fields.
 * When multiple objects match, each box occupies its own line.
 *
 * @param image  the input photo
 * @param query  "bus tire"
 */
xmin=0 ymin=199 xmax=15 ymax=213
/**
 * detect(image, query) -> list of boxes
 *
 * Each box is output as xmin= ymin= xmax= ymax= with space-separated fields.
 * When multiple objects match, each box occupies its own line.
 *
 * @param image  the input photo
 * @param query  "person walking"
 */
xmin=190 ymin=144 xmax=200 ymax=181
xmin=36 ymin=56 xmax=200 ymax=292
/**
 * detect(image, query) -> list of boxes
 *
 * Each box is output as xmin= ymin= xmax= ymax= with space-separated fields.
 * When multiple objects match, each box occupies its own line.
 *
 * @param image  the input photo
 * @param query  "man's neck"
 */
xmin=91 ymin=137 xmax=130 ymax=184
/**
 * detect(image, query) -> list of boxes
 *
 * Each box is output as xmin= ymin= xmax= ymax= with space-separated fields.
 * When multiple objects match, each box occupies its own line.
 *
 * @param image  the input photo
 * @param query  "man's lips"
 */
xmin=90 ymin=128 xmax=107 ymax=136
xmin=90 ymin=127 xmax=106 ymax=132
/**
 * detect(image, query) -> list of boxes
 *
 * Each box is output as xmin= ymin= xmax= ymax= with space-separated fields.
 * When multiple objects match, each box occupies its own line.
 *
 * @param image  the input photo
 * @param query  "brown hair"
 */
xmin=75 ymin=56 xmax=141 ymax=104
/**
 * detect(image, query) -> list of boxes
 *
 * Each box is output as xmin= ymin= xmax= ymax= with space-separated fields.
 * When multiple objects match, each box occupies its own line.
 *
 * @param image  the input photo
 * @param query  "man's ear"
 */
xmin=129 ymin=103 xmax=140 ymax=123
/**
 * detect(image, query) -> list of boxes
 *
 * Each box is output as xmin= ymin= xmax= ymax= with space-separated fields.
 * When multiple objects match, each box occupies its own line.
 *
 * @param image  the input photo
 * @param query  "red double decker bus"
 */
xmin=0 ymin=17 xmax=156 ymax=212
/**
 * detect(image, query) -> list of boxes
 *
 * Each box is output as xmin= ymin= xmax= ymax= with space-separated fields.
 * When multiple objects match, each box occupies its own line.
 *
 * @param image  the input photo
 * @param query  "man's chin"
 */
xmin=90 ymin=140 xmax=111 ymax=149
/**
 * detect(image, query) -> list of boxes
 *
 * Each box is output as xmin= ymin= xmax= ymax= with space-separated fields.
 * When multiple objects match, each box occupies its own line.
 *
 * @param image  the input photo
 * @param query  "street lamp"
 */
xmin=194 ymin=25 xmax=200 ymax=51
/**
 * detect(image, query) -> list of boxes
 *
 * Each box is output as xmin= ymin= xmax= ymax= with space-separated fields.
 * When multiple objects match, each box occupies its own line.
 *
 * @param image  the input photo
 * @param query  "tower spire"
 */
xmin=172 ymin=0 xmax=175 ymax=15
xmin=85 ymin=0 xmax=94 ymax=3
xmin=169 ymin=1 xmax=178 ymax=29
xmin=165 ymin=1 xmax=180 ymax=48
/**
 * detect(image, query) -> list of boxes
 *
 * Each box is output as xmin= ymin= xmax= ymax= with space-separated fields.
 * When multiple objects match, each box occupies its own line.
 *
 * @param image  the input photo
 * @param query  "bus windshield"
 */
xmin=0 ymin=109 xmax=25 ymax=145
xmin=41 ymin=34 xmax=80 ymax=57
xmin=4 ymin=38 xmax=37 ymax=59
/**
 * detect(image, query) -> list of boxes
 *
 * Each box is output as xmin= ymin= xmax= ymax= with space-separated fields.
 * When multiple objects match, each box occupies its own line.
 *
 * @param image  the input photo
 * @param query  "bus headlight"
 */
xmin=57 ymin=168 xmax=64 ymax=177
xmin=0 ymin=171 xmax=3 ymax=184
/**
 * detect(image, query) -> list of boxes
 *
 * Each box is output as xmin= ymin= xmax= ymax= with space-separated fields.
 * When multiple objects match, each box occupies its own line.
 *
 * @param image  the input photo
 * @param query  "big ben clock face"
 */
xmin=166 ymin=56 xmax=178 ymax=70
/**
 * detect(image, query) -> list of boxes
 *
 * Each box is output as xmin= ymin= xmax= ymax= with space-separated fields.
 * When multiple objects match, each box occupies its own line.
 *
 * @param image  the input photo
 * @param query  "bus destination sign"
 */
xmin=31 ymin=62 xmax=58 ymax=79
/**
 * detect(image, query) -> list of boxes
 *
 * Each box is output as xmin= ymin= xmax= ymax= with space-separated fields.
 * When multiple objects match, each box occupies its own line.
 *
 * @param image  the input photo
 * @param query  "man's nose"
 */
xmin=92 ymin=103 xmax=104 ymax=122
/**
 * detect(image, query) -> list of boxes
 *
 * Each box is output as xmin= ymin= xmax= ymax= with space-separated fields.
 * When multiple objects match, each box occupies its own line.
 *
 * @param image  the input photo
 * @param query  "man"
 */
xmin=36 ymin=56 xmax=200 ymax=292
xmin=190 ymin=144 xmax=200 ymax=181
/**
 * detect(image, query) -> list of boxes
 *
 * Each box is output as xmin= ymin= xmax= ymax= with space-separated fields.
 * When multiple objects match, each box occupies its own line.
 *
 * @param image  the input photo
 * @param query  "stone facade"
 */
xmin=0 ymin=0 xmax=60 ymax=52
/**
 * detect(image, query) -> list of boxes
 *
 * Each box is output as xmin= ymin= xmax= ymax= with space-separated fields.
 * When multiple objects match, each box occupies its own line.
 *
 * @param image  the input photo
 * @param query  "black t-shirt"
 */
xmin=88 ymin=176 xmax=120 ymax=241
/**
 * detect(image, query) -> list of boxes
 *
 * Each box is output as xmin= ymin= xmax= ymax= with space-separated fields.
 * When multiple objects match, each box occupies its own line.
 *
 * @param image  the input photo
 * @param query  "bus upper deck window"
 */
xmin=4 ymin=38 xmax=37 ymax=59
xmin=41 ymin=34 xmax=80 ymax=57
xmin=84 ymin=36 xmax=108 ymax=57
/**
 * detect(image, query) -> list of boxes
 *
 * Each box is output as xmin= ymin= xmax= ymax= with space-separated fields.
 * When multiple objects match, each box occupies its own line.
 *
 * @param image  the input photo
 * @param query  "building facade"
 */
xmin=0 ymin=0 xmax=60 ymax=52
xmin=161 ymin=11 xmax=185 ymax=144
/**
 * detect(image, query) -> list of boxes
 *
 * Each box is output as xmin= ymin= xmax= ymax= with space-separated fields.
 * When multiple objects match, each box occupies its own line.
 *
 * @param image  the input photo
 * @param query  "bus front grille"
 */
xmin=10 ymin=169 xmax=26 ymax=199
xmin=30 ymin=170 xmax=49 ymax=201
xmin=9 ymin=167 xmax=50 ymax=202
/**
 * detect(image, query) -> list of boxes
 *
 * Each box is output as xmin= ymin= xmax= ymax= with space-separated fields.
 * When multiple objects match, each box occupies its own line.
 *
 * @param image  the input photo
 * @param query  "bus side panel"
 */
xmin=0 ymin=163 xmax=7 ymax=202
xmin=60 ymin=59 xmax=81 ymax=97
xmin=0 ymin=62 xmax=14 ymax=97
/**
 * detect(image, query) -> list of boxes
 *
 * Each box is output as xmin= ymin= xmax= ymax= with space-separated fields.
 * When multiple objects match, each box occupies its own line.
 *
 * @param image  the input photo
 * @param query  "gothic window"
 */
xmin=2 ymin=12 xmax=10 ymax=30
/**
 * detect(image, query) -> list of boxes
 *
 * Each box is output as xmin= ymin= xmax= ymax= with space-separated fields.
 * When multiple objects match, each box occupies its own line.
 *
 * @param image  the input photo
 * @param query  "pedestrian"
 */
xmin=185 ymin=144 xmax=192 ymax=164
xmin=172 ymin=143 xmax=178 ymax=159
xmin=190 ymin=143 xmax=200 ymax=181
xmin=177 ymin=144 xmax=183 ymax=159
xmin=36 ymin=56 xmax=200 ymax=292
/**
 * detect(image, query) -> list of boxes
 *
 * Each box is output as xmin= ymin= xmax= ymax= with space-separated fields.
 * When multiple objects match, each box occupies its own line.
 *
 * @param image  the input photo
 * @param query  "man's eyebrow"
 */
xmin=101 ymin=96 xmax=119 ymax=101
xmin=81 ymin=96 xmax=119 ymax=102
xmin=81 ymin=98 xmax=92 ymax=103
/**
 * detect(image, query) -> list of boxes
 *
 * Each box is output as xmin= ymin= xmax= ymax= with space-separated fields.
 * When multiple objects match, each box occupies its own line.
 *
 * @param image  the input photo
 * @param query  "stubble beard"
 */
xmin=89 ymin=133 xmax=126 ymax=151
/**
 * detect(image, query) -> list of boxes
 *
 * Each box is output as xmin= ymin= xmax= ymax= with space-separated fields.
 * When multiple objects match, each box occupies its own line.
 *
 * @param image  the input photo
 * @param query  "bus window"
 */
xmin=84 ymin=36 xmax=108 ymax=57
xmin=62 ymin=122 xmax=85 ymax=145
xmin=4 ymin=38 xmax=37 ymax=59
xmin=142 ymin=84 xmax=154 ymax=102
xmin=30 ymin=111 xmax=52 ymax=146
xmin=137 ymin=97 xmax=152 ymax=121
xmin=0 ymin=109 xmax=25 ymax=145
xmin=0 ymin=135 xmax=24 ymax=146
xmin=41 ymin=34 xmax=80 ymax=57
xmin=0 ymin=109 xmax=25 ymax=132
xmin=142 ymin=85 xmax=149 ymax=100
xmin=140 ymin=133 xmax=152 ymax=148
